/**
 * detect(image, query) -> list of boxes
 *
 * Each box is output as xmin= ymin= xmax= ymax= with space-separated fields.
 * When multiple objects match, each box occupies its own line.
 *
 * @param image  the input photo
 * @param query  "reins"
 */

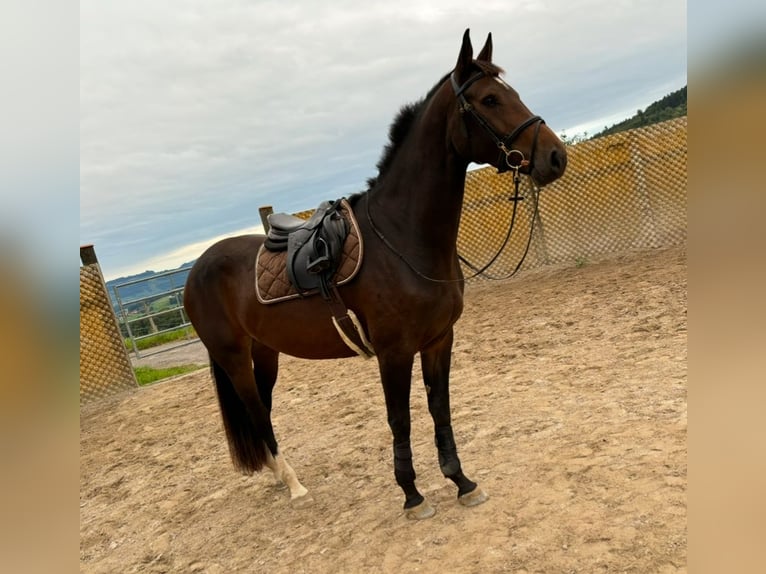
xmin=365 ymin=168 xmax=540 ymax=284
xmin=365 ymin=68 xmax=545 ymax=283
xmin=457 ymin=179 xmax=540 ymax=280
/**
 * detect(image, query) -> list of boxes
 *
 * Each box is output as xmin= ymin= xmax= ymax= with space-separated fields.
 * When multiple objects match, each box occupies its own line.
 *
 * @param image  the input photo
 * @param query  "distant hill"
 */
xmin=591 ymin=86 xmax=686 ymax=139
xmin=106 ymin=260 xmax=196 ymax=307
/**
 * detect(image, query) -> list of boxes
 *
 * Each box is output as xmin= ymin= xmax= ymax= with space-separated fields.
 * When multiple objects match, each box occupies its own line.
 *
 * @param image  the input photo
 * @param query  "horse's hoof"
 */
xmin=289 ymin=483 xmax=309 ymax=499
xmin=405 ymin=499 xmax=436 ymax=520
xmin=458 ymin=487 xmax=489 ymax=507
xmin=291 ymin=492 xmax=314 ymax=508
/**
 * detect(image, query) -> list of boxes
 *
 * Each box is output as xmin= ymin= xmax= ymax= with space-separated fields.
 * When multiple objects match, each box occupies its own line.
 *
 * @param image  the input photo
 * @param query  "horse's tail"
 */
xmin=210 ymin=357 xmax=273 ymax=474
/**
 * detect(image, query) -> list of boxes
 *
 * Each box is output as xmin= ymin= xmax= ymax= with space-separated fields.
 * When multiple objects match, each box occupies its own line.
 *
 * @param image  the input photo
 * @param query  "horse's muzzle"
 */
xmin=531 ymin=144 xmax=568 ymax=186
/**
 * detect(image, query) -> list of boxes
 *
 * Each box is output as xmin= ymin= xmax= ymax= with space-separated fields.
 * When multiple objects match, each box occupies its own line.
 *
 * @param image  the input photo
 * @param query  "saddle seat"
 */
xmin=268 ymin=212 xmax=311 ymax=233
xmin=265 ymin=211 xmax=322 ymax=250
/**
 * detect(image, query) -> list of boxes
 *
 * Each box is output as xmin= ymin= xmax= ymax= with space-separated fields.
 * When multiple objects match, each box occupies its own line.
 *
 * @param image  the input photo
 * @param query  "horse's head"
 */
xmin=447 ymin=30 xmax=567 ymax=186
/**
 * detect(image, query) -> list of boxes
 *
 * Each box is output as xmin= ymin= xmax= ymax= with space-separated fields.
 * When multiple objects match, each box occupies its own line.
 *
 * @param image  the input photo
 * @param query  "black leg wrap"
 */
xmin=393 ymin=441 xmax=416 ymax=482
xmin=435 ymin=425 xmax=461 ymax=477
xmin=393 ymin=441 xmax=423 ymax=509
xmin=435 ymin=426 xmax=477 ymax=497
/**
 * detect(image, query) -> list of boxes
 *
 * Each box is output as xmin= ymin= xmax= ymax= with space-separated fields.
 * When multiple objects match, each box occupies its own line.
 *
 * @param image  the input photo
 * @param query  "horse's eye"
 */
xmin=481 ymin=95 xmax=499 ymax=108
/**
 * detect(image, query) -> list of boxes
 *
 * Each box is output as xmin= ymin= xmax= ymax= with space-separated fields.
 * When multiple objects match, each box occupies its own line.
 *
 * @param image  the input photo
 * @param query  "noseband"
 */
xmin=450 ymin=71 xmax=544 ymax=175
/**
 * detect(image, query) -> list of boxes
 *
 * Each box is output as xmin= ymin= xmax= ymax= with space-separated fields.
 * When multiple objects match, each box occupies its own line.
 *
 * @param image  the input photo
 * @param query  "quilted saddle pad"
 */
xmin=255 ymin=199 xmax=363 ymax=304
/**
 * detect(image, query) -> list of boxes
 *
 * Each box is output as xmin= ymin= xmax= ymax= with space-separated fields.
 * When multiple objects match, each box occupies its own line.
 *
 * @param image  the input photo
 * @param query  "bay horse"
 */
xmin=184 ymin=29 xmax=567 ymax=519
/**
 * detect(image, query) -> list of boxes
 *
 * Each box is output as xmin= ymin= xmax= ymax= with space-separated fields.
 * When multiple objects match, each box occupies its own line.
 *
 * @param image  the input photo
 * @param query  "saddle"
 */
xmin=256 ymin=198 xmax=374 ymax=358
xmin=265 ymin=200 xmax=349 ymax=298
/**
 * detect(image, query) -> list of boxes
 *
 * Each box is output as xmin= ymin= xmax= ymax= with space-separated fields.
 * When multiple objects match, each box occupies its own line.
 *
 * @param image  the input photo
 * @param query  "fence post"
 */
xmin=80 ymin=244 xmax=98 ymax=266
xmin=259 ymin=206 xmax=273 ymax=234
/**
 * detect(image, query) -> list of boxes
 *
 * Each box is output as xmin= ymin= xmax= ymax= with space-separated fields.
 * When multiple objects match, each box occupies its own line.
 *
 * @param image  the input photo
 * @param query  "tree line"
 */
xmin=561 ymin=85 xmax=687 ymax=145
xmin=591 ymin=86 xmax=687 ymax=139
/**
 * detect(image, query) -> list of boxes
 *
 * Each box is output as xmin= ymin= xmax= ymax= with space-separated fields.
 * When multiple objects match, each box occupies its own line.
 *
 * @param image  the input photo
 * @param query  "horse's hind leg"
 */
xmin=265 ymin=450 xmax=309 ymax=504
xmin=421 ymin=329 xmax=488 ymax=507
xmin=251 ymin=341 xmax=310 ymax=504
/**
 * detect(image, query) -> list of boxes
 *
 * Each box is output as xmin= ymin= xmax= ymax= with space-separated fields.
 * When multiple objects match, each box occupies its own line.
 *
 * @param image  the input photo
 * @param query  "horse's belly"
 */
xmin=249 ymin=300 xmax=362 ymax=360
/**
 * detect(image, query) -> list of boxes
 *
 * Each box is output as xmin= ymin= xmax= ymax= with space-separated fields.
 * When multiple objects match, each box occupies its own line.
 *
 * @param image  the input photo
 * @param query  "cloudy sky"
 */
xmin=80 ymin=0 xmax=687 ymax=281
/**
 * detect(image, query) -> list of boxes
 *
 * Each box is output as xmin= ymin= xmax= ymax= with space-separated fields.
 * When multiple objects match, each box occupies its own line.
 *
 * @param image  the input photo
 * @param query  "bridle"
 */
xmin=449 ymin=70 xmax=545 ymax=177
xmin=366 ymin=68 xmax=546 ymax=283
xmin=450 ymin=68 xmax=545 ymax=279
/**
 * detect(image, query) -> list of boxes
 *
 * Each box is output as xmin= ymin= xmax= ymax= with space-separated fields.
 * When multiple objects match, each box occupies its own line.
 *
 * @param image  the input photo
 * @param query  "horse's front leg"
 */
xmin=378 ymin=353 xmax=435 ymax=519
xmin=421 ymin=329 xmax=489 ymax=507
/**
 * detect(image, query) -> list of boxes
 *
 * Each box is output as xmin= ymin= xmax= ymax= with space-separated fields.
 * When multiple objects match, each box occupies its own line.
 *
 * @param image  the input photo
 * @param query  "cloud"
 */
xmin=104 ymin=221 xmax=266 ymax=281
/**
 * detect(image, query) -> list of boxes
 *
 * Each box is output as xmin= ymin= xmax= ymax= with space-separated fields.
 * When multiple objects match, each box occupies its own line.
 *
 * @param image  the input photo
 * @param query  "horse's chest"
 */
xmin=367 ymin=284 xmax=463 ymax=343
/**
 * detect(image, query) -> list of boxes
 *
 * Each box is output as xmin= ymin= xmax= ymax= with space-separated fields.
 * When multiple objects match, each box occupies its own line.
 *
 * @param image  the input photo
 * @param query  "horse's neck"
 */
xmin=370 ymin=101 xmax=467 ymax=262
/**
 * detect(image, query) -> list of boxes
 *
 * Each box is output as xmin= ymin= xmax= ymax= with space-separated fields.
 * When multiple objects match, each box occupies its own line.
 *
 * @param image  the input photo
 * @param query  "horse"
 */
xmin=184 ymin=29 xmax=567 ymax=519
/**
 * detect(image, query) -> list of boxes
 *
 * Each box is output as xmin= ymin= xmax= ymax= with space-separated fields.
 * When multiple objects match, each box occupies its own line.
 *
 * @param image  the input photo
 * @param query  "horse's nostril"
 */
xmin=550 ymin=147 xmax=567 ymax=174
xmin=551 ymin=150 xmax=560 ymax=169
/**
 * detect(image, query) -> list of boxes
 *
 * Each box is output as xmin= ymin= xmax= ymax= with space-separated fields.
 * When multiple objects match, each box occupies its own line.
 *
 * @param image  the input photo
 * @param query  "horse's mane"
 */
xmin=360 ymin=61 xmax=503 ymax=194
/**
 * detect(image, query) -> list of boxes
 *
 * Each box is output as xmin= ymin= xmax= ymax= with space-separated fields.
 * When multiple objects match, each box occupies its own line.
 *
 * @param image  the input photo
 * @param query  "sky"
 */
xmin=80 ymin=0 xmax=688 ymax=281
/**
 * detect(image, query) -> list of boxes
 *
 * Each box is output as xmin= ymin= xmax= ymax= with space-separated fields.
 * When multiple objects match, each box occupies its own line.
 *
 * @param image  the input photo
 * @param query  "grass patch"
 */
xmin=125 ymin=326 xmax=197 ymax=351
xmin=133 ymin=364 xmax=206 ymax=386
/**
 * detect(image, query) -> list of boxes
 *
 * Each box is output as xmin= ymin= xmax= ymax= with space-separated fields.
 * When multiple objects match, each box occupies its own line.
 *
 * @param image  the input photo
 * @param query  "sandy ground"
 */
xmin=80 ymin=245 xmax=687 ymax=573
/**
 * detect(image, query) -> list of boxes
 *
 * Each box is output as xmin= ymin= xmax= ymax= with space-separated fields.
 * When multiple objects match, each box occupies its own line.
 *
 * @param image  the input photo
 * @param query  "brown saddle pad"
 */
xmin=255 ymin=199 xmax=363 ymax=304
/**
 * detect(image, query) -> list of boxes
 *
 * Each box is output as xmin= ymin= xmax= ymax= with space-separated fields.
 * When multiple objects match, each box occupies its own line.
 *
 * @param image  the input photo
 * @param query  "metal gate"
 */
xmin=111 ymin=267 xmax=195 ymax=358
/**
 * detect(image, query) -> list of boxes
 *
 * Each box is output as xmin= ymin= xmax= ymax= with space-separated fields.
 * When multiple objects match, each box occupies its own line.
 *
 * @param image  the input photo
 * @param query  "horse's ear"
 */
xmin=477 ymin=33 xmax=493 ymax=62
xmin=455 ymin=28 xmax=473 ymax=83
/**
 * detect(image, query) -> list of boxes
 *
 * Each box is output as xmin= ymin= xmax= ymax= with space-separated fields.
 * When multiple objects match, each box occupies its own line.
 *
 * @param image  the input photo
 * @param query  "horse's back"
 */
xmin=194 ymin=234 xmax=263 ymax=268
xmin=184 ymin=234 xmax=265 ymax=338
xmin=184 ymin=233 xmax=357 ymax=359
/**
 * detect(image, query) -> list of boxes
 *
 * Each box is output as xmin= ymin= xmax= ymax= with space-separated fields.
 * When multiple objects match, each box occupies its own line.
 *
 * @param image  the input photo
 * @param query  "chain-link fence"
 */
xmin=458 ymin=116 xmax=686 ymax=278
